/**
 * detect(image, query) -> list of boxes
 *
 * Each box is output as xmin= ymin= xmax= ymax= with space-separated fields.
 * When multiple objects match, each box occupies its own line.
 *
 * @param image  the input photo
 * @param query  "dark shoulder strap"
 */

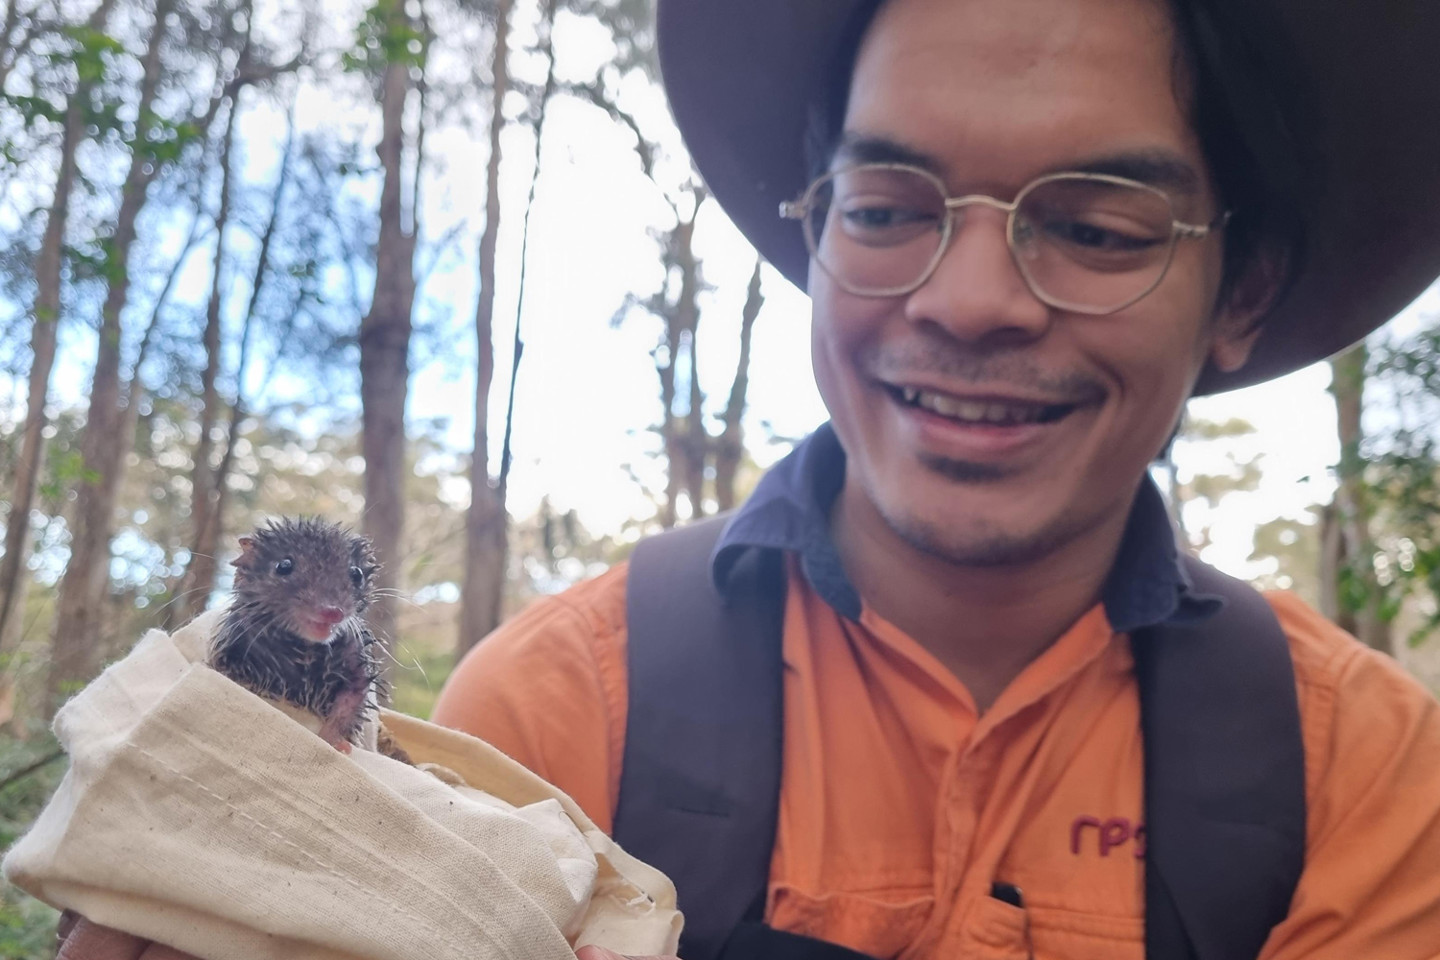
xmin=619 ymin=527 xmax=1306 ymax=960
xmin=1133 ymin=556 xmax=1306 ymax=960
xmin=614 ymin=517 xmax=787 ymax=960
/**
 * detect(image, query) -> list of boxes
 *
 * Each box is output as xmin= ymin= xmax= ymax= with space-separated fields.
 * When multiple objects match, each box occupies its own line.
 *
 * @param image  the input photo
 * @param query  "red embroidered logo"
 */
xmin=1071 ymin=816 xmax=1146 ymax=858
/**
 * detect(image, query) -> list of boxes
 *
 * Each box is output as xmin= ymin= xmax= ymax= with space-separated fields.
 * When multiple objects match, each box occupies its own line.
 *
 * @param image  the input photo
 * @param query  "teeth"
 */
xmin=904 ymin=388 xmax=1047 ymax=425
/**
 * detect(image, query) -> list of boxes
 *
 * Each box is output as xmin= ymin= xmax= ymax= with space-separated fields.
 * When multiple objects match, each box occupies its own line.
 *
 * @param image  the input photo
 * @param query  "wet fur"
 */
xmin=209 ymin=518 xmax=384 ymax=747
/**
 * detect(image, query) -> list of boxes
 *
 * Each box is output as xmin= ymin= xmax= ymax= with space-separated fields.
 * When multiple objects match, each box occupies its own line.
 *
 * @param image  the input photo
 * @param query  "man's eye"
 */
xmin=835 ymin=201 xmax=939 ymax=248
xmin=1042 ymin=218 xmax=1161 ymax=252
xmin=274 ymin=557 xmax=294 ymax=576
xmin=842 ymin=205 xmax=929 ymax=229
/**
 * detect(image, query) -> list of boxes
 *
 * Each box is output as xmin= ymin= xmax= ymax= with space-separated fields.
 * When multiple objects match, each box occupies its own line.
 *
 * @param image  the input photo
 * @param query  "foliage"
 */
xmin=0 ymin=728 xmax=65 ymax=960
xmin=1366 ymin=321 xmax=1440 ymax=645
xmin=343 ymin=0 xmax=428 ymax=75
xmin=1168 ymin=414 xmax=1262 ymax=554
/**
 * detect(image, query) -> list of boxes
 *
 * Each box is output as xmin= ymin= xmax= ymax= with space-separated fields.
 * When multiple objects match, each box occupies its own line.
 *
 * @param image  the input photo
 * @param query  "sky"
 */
xmin=13 ymin=0 xmax=1440 ymax=589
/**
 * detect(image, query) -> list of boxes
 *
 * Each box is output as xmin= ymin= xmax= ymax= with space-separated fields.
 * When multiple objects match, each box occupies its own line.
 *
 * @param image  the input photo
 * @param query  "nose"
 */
xmin=316 ymin=605 xmax=346 ymax=627
xmin=903 ymin=207 xmax=1052 ymax=344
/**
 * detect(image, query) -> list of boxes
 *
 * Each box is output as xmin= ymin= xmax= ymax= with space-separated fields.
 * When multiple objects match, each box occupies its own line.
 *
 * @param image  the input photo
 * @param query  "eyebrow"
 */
xmin=1066 ymin=151 xmax=1204 ymax=196
xmin=833 ymin=133 xmax=944 ymax=173
xmin=834 ymin=133 xmax=1204 ymax=196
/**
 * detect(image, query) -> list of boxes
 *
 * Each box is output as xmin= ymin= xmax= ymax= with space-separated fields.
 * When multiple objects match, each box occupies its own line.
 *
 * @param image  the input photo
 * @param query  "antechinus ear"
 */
xmin=231 ymin=535 xmax=257 ymax=569
xmin=351 ymin=535 xmax=379 ymax=572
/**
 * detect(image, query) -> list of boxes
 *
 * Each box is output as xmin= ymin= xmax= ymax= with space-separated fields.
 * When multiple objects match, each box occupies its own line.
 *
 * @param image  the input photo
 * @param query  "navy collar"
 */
xmin=712 ymin=423 xmax=1222 ymax=633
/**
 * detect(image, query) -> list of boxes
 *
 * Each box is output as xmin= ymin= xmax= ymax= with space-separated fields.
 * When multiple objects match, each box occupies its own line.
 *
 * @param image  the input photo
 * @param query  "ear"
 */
xmin=1209 ymin=245 xmax=1288 ymax=374
xmin=351 ymin=535 xmax=380 ymax=574
xmin=231 ymin=535 xmax=256 ymax=569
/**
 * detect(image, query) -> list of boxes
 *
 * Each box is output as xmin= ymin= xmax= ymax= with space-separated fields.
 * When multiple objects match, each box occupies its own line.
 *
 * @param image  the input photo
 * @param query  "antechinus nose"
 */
xmin=317 ymin=606 xmax=346 ymax=626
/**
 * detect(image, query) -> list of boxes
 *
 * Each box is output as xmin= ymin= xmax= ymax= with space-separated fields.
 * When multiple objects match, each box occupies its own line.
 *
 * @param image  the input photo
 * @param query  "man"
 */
xmin=436 ymin=0 xmax=1440 ymax=956
xmin=61 ymin=0 xmax=1440 ymax=957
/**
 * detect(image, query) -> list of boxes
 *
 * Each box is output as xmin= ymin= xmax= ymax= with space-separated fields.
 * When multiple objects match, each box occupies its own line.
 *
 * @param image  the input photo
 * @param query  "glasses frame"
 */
xmin=780 ymin=163 xmax=1229 ymax=315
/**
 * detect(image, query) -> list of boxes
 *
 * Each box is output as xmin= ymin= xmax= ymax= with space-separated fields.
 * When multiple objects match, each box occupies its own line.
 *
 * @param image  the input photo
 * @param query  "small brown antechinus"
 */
xmin=208 ymin=517 xmax=383 ymax=752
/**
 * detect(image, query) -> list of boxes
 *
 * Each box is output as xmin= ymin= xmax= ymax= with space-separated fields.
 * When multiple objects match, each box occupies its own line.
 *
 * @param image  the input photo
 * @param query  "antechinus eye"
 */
xmin=349 ymin=565 xmax=364 ymax=586
xmin=275 ymin=557 xmax=294 ymax=576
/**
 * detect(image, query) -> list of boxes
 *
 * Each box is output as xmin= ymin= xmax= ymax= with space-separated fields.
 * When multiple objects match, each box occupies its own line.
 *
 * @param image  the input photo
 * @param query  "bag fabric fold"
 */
xmin=4 ymin=610 xmax=682 ymax=960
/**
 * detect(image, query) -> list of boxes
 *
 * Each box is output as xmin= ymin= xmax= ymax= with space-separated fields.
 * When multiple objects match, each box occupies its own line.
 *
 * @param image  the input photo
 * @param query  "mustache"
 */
xmin=861 ymin=339 xmax=1108 ymax=404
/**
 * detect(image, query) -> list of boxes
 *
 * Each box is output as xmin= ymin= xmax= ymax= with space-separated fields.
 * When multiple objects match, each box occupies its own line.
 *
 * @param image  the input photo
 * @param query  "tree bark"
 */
xmin=359 ymin=8 xmax=418 ymax=663
xmin=0 ymin=0 xmax=113 ymax=683
xmin=47 ymin=0 xmax=173 ymax=715
xmin=1326 ymin=344 xmax=1391 ymax=653
xmin=715 ymin=261 xmax=763 ymax=512
xmin=457 ymin=0 xmax=515 ymax=656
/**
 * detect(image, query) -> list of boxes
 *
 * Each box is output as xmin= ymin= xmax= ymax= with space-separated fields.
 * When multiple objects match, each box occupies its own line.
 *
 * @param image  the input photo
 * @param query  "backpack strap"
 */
xmin=618 ymin=525 xmax=1306 ymax=960
xmin=1132 ymin=555 xmax=1306 ymax=960
xmin=614 ymin=517 xmax=788 ymax=960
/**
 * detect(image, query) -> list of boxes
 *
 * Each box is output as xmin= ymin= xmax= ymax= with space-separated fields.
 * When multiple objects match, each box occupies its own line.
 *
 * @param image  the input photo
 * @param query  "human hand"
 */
xmin=574 ymin=946 xmax=679 ymax=960
xmin=54 ymin=911 xmax=201 ymax=960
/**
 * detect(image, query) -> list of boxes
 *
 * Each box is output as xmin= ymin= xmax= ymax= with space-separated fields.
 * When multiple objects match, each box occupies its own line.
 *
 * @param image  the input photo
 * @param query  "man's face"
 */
xmin=812 ymin=0 xmax=1262 ymax=565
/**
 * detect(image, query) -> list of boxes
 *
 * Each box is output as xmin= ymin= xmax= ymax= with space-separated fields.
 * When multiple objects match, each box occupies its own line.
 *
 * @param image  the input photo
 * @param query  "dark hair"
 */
xmin=804 ymin=0 xmax=1313 ymax=314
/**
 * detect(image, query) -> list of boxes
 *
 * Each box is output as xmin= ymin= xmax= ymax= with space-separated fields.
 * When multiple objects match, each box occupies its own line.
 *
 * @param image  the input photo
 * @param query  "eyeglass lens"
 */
xmin=806 ymin=166 xmax=1180 ymax=312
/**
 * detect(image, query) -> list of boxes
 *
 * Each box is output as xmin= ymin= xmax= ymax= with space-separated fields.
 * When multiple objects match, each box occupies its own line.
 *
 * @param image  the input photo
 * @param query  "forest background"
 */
xmin=0 ymin=0 xmax=1438 ymax=954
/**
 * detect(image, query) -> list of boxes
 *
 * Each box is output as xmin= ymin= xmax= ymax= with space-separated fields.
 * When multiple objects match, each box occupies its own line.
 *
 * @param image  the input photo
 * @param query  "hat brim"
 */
xmin=657 ymin=0 xmax=1440 ymax=395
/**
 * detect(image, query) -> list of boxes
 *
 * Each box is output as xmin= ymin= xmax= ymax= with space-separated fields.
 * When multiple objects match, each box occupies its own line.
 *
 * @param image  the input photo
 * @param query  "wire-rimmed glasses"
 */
xmin=780 ymin=163 xmax=1228 ymax=315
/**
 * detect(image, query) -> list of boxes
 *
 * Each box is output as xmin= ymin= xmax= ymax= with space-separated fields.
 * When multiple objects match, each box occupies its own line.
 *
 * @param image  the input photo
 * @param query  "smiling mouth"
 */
xmin=885 ymin=384 xmax=1080 ymax=426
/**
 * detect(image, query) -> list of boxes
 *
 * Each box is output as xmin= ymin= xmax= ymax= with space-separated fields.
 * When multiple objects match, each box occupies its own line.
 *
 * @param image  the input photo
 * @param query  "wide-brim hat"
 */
xmin=656 ymin=0 xmax=1440 ymax=394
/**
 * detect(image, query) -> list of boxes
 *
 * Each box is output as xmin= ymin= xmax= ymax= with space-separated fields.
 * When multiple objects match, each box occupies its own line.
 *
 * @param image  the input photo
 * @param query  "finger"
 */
xmin=55 ymin=918 xmax=149 ymax=960
xmin=574 ymin=947 xmax=677 ymax=960
xmin=575 ymin=948 xmax=621 ymax=960
xmin=55 ymin=909 xmax=81 ymax=945
xmin=138 ymin=945 xmax=203 ymax=960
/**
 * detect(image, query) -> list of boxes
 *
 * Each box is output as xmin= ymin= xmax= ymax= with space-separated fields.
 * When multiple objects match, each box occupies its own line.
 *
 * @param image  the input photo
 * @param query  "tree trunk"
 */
xmin=1318 ymin=499 xmax=1345 ymax=625
xmin=175 ymin=97 xmax=241 ymax=625
xmin=1327 ymin=344 xmax=1391 ymax=653
xmin=715 ymin=260 xmax=763 ymax=512
xmin=0 ymin=0 xmax=113 ymax=681
xmin=359 ymin=12 xmax=418 ymax=663
xmin=47 ymin=0 xmax=172 ymax=715
xmin=457 ymin=0 xmax=515 ymax=657
xmin=672 ymin=208 xmax=706 ymax=520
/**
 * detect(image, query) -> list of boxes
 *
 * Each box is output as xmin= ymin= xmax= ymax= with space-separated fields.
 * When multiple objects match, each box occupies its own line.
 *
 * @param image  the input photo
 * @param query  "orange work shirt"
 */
xmin=432 ymin=561 xmax=1440 ymax=959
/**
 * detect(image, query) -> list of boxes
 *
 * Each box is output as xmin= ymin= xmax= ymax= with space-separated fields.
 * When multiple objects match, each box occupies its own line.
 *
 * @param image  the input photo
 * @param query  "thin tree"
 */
xmin=173 ymin=43 xmax=308 ymax=625
xmin=574 ymin=80 xmax=764 ymax=525
xmin=455 ymin=0 xmax=559 ymax=660
xmin=176 ymin=54 xmax=248 ymax=625
xmin=47 ymin=0 xmax=180 ymax=713
xmin=47 ymin=0 xmax=281 ymax=711
xmin=715 ymin=261 xmax=764 ymax=512
xmin=0 ymin=0 xmax=117 ymax=678
xmin=1322 ymin=343 xmax=1392 ymax=652
xmin=497 ymin=0 xmax=560 ymax=508
xmin=457 ymin=0 xmax=517 ymax=650
xmin=357 ymin=0 xmax=426 ymax=659
xmin=179 ymin=97 xmax=302 ymax=623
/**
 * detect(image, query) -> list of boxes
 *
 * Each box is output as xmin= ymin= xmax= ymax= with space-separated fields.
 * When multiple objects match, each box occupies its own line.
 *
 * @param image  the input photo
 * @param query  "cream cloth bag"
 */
xmin=3 ymin=611 xmax=682 ymax=960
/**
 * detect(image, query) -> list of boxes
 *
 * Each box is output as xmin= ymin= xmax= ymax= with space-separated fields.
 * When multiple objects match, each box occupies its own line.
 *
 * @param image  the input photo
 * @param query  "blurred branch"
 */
xmin=560 ymin=80 xmax=658 ymax=186
xmin=0 ymin=749 xmax=65 ymax=792
xmin=498 ymin=0 xmax=558 ymax=506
